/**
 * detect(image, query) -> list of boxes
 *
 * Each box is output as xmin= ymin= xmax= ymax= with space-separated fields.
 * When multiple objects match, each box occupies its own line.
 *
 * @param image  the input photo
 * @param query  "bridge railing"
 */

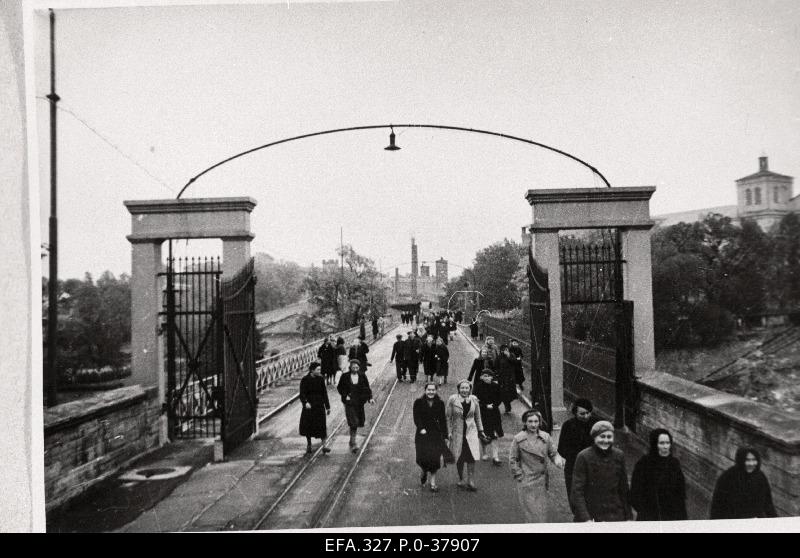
xmin=255 ymin=315 xmax=394 ymax=393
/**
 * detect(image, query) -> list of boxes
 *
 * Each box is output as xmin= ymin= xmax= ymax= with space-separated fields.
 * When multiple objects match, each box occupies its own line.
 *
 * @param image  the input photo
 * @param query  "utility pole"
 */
xmin=46 ymin=8 xmax=60 ymax=407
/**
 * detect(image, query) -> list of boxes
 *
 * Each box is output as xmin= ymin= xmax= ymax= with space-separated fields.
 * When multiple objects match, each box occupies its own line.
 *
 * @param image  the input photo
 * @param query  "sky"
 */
xmin=32 ymin=0 xmax=800 ymax=280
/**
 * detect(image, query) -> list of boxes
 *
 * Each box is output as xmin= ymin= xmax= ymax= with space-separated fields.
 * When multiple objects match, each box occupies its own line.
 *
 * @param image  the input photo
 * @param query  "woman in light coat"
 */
xmin=509 ymin=410 xmax=565 ymax=522
xmin=446 ymin=380 xmax=485 ymax=491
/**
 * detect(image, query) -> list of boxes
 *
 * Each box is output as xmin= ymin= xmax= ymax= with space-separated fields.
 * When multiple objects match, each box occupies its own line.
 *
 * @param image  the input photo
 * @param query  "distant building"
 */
xmin=655 ymin=156 xmax=798 ymax=231
xmin=391 ymin=238 xmax=447 ymax=304
xmin=322 ymin=259 xmax=338 ymax=273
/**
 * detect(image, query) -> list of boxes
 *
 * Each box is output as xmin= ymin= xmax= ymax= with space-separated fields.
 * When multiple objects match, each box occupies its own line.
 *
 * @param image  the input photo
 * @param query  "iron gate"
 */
xmin=219 ymin=258 xmax=258 ymax=454
xmin=527 ymin=251 xmax=552 ymax=431
xmin=160 ymin=256 xmax=223 ymax=439
xmin=559 ymin=229 xmax=637 ymax=429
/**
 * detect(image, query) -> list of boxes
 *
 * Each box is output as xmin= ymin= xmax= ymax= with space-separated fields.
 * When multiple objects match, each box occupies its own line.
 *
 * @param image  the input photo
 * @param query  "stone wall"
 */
xmin=44 ymin=386 xmax=161 ymax=512
xmin=482 ymin=317 xmax=800 ymax=518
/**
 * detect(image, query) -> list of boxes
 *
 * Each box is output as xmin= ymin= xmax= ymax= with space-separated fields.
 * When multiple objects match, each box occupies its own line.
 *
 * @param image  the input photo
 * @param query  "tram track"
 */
xmin=252 ymin=359 xmax=400 ymax=530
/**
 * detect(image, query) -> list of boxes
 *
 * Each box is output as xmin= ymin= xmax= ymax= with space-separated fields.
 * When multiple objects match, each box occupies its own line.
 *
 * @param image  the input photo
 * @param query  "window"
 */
xmin=746 ymin=189 xmax=752 ymax=206
xmin=775 ymin=187 xmax=780 ymax=204
xmin=754 ymin=187 xmax=761 ymax=205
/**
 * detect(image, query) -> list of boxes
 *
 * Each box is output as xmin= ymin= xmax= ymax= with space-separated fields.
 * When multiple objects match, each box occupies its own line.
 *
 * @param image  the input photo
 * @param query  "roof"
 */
xmin=736 ymin=170 xmax=793 ymax=182
xmin=653 ymin=205 xmax=738 ymax=227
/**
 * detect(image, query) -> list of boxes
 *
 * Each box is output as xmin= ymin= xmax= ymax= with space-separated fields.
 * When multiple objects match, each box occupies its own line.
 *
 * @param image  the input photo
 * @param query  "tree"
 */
xmin=253 ymin=254 xmax=307 ymax=313
xmin=771 ymin=213 xmax=800 ymax=313
xmin=304 ymin=245 xmax=388 ymax=330
xmin=472 ymin=239 xmax=524 ymax=312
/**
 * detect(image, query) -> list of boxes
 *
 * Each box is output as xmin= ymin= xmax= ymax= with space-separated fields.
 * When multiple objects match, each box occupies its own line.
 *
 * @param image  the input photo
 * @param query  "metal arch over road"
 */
xmin=176 ymin=124 xmax=612 ymax=198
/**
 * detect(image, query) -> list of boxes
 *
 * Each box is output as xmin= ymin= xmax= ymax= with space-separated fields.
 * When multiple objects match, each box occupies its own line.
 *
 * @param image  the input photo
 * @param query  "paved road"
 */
xmin=327 ymin=330 xmax=573 ymax=528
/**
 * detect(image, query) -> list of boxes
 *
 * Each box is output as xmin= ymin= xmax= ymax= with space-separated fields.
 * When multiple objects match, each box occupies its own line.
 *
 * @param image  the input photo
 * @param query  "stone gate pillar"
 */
xmin=527 ymin=187 xmax=656 ymax=426
xmin=125 ymin=197 xmax=256 ymax=442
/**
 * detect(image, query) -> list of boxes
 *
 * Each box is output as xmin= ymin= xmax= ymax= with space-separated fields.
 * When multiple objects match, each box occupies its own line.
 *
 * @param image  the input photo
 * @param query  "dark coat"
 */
xmin=630 ymin=455 xmax=688 ymax=521
xmin=390 ymin=340 xmax=406 ymax=363
xmin=434 ymin=344 xmax=449 ymax=376
xmin=571 ymin=445 xmax=632 ymax=522
xmin=472 ymin=378 xmax=503 ymax=439
xmin=469 ymin=322 xmax=479 ymax=337
xmin=371 ymin=318 xmax=379 ymax=334
xmin=558 ymin=416 xmax=600 ymax=492
xmin=337 ymin=371 xmax=373 ymax=429
xmin=467 ymin=357 xmax=494 ymax=382
xmin=348 ymin=342 xmax=370 ymax=370
xmin=438 ymin=324 xmax=450 ymax=344
xmin=403 ymin=336 xmax=421 ymax=364
xmin=495 ymin=354 xmax=519 ymax=402
xmin=413 ymin=396 xmax=448 ymax=473
xmin=509 ymin=345 xmax=524 ymax=383
xmin=421 ymin=342 xmax=437 ymax=374
xmin=710 ymin=467 xmax=777 ymax=519
xmin=317 ymin=343 xmax=338 ymax=376
xmin=298 ymin=374 xmax=330 ymax=439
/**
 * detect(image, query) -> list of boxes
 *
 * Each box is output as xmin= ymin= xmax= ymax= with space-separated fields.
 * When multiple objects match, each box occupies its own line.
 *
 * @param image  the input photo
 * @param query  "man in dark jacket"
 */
xmin=403 ymin=331 xmax=421 ymax=382
xmin=348 ymin=335 xmax=370 ymax=373
xmin=557 ymin=398 xmax=600 ymax=499
xmin=390 ymin=333 xmax=407 ymax=381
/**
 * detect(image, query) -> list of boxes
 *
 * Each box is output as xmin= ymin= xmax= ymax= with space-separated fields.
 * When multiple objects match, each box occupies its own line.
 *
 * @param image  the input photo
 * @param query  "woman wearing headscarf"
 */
xmin=336 ymin=359 xmax=375 ymax=453
xmin=413 ymin=382 xmax=449 ymax=493
xmin=509 ymin=410 xmax=565 ymax=522
xmin=570 ymin=420 xmax=632 ymax=522
xmin=420 ymin=335 xmax=437 ymax=384
xmin=433 ymin=336 xmax=450 ymax=385
xmin=298 ymin=362 xmax=331 ymax=454
xmin=468 ymin=347 xmax=495 ymax=382
xmin=709 ymin=447 xmax=777 ymax=519
xmin=629 ymin=428 xmax=687 ymax=521
xmin=446 ymin=380 xmax=485 ymax=491
xmin=472 ymin=369 xmax=504 ymax=464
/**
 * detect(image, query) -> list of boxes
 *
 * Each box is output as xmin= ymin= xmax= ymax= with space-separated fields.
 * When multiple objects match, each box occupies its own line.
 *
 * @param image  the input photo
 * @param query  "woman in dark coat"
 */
xmin=571 ymin=420 xmax=632 ymax=522
xmin=710 ymin=447 xmax=777 ymax=519
xmin=413 ymin=383 xmax=449 ymax=492
xmin=434 ymin=337 xmax=450 ymax=385
xmin=495 ymin=345 xmax=519 ymax=414
xmin=472 ymin=369 xmax=504 ymax=464
xmin=421 ymin=336 xmax=437 ymax=383
xmin=299 ymin=362 xmax=331 ymax=454
xmin=317 ymin=336 xmax=338 ymax=385
xmin=468 ymin=347 xmax=494 ymax=382
xmin=630 ymin=428 xmax=687 ymax=521
xmin=557 ymin=398 xmax=599 ymax=498
xmin=469 ymin=319 xmax=479 ymax=340
xmin=348 ymin=336 xmax=370 ymax=373
xmin=337 ymin=359 xmax=375 ymax=453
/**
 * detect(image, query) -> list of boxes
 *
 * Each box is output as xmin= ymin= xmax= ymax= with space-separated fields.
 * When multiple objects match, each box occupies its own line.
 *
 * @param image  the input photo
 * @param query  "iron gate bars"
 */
xmin=559 ymin=229 xmax=624 ymax=305
xmin=219 ymin=258 xmax=258 ymax=454
xmin=160 ymin=256 xmax=223 ymax=439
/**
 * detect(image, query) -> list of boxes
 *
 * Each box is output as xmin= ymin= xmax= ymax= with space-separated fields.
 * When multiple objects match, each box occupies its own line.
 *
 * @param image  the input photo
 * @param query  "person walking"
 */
xmin=348 ymin=335 xmax=370 ymax=373
xmin=335 ymin=336 xmax=348 ymax=377
xmin=390 ymin=333 xmax=406 ymax=382
xmin=630 ymin=428 xmax=688 ymax=521
xmin=371 ymin=315 xmax=379 ymax=341
xmin=469 ymin=318 xmax=479 ymax=341
xmin=421 ymin=335 xmax=437 ymax=383
xmin=299 ymin=362 xmax=331 ymax=454
xmin=434 ymin=336 xmax=450 ymax=385
xmin=509 ymin=410 xmax=565 ymax=522
xmin=495 ymin=345 xmax=520 ymax=414
xmin=359 ymin=316 xmax=367 ymax=340
xmin=482 ymin=336 xmax=499 ymax=362
xmin=557 ymin=398 xmax=599 ymax=499
xmin=709 ymin=447 xmax=777 ymax=519
xmin=317 ymin=336 xmax=338 ymax=386
xmin=570 ymin=420 xmax=632 ymax=522
xmin=467 ymin=347 xmax=494 ymax=382
xmin=404 ymin=331 xmax=421 ymax=383
xmin=413 ymin=383 xmax=449 ymax=493
xmin=337 ymin=359 xmax=375 ymax=453
xmin=446 ymin=380 xmax=486 ymax=491
xmin=448 ymin=317 xmax=457 ymax=341
xmin=472 ymin=369 xmax=503 ymax=464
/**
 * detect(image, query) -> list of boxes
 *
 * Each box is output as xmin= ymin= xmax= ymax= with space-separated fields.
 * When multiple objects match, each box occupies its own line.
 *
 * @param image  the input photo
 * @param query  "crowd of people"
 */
xmin=298 ymin=312 xmax=779 ymax=523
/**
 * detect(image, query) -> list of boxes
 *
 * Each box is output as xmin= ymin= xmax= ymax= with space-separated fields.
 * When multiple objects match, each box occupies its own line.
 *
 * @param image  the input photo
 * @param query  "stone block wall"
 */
xmin=44 ymin=386 xmax=161 ymax=512
xmin=634 ymin=371 xmax=800 ymax=518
